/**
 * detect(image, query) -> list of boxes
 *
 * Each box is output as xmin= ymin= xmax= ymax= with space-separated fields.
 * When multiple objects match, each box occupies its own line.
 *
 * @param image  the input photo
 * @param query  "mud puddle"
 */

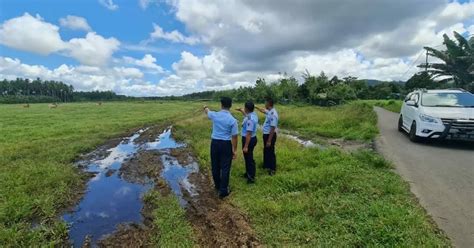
xmin=64 ymin=127 xmax=198 ymax=247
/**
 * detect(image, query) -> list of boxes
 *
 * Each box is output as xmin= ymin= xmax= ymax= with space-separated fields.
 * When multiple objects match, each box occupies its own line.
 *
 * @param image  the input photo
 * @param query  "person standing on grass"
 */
xmin=204 ymin=97 xmax=239 ymax=199
xmin=256 ymin=97 xmax=278 ymax=176
xmin=236 ymin=101 xmax=259 ymax=184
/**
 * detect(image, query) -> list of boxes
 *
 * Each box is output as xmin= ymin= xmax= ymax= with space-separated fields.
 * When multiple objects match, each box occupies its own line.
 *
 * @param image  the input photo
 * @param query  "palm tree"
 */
xmin=418 ymin=31 xmax=473 ymax=91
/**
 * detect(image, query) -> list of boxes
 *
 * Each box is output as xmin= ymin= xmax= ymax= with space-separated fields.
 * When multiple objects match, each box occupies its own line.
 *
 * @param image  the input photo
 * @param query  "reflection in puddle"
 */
xmin=160 ymin=154 xmax=199 ymax=206
xmin=63 ymin=127 xmax=198 ymax=247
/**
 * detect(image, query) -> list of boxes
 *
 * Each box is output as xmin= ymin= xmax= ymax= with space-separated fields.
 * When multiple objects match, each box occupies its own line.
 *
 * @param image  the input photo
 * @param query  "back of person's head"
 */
xmin=265 ymin=97 xmax=274 ymax=107
xmin=221 ymin=97 xmax=232 ymax=109
xmin=245 ymin=101 xmax=255 ymax=112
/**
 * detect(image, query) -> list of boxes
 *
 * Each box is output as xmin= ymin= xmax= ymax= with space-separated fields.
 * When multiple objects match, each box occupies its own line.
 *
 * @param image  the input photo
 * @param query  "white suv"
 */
xmin=399 ymin=89 xmax=474 ymax=142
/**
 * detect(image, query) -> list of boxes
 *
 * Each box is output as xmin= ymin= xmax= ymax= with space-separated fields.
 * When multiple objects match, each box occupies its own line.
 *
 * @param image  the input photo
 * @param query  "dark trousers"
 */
xmin=242 ymin=136 xmax=257 ymax=180
xmin=263 ymin=134 xmax=277 ymax=171
xmin=210 ymin=139 xmax=233 ymax=195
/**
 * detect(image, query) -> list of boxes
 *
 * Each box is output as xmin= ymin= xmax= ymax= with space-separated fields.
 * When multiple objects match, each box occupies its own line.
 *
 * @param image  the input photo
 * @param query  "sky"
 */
xmin=0 ymin=0 xmax=473 ymax=96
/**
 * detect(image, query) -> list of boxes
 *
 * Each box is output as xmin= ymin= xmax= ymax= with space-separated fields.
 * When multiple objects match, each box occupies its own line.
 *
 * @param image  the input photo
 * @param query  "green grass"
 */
xmin=0 ymin=101 xmax=201 ymax=246
xmin=278 ymin=102 xmax=378 ymax=141
xmin=174 ymin=103 xmax=449 ymax=247
xmin=1 ymin=101 xmax=449 ymax=247
xmin=364 ymin=100 xmax=403 ymax=113
xmin=144 ymin=191 xmax=195 ymax=247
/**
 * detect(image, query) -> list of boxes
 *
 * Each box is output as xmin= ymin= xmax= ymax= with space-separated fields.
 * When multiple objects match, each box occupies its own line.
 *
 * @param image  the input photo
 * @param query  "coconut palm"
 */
xmin=418 ymin=31 xmax=473 ymax=91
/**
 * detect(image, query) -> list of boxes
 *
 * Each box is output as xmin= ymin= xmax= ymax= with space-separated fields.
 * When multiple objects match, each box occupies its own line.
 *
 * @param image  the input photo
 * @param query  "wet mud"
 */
xmin=66 ymin=126 xmax=260 ymax=247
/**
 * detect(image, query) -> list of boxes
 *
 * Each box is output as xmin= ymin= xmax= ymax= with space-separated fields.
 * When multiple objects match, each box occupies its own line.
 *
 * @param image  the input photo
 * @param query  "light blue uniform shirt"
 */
xmin=262 ymin=108 xmax=278 ymax=134
xmin=207 ymin=110 xmax=238 ymax=140
xmin=241 ymin=112 xmax=258 ymax=137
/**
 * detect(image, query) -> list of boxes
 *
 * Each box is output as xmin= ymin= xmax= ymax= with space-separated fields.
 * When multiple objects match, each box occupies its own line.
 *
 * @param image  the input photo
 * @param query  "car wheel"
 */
xmin=409 ymin=121 xmax=420 ymax=142
xmin=398 ymin=115 xmax=404 ymax=132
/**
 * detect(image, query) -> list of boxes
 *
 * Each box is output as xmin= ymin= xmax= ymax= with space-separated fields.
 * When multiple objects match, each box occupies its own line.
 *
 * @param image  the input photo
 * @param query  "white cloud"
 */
xmin=293 ymin=49 xmax=411 ymax=81
xmin=138 ymin=0 xmax=158 ymax=9
xmin=468 ymin=25 xmax=474 ymax=35
xmin=0 ymin=56 xmax=162 ymax=96
xmin=67 ymin=32 xmax=120 ymax=66
xmin=99 ymin=0 xmax=118 ymax=10
xmin=59 ymin=15 xmax=91 ymax=31
xmin=149 ymin=23 xmax=199 ymax=45
xmin=113 ymin=67 xmax=144 ymax=78
xmin=0 ymin=13 xmax=65 ymax=55
xmin=122 ymin=54 xmax=165 ymax=73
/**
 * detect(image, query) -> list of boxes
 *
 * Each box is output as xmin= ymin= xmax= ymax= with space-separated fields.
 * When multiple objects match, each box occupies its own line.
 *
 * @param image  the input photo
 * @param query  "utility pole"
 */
xmin=425 ymin=49 xmax=429 ymax=72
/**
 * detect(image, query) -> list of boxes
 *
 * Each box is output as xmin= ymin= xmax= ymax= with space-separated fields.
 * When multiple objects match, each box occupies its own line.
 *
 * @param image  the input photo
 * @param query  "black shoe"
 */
xmin=268 ymin=170 xmax=276 ymax=176
xmin=247 ymin=178 xmax=255 ymax=184
xmin=218 ymin=191 xmax=230 ymax=199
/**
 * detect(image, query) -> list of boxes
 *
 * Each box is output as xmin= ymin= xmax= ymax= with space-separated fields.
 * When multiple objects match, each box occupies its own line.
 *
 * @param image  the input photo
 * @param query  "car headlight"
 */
xmin=419 ymin=114 xmax=440 ymax=123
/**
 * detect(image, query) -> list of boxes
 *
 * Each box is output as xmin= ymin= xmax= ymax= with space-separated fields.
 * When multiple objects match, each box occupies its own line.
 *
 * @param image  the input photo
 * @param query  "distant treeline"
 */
xmin=1 ymin=71 xmax=455 ymax=105
xmin=0 ymin=78 xmax=130 ymax=103
xmin=170 ymin=71 xmax=445 ymax=105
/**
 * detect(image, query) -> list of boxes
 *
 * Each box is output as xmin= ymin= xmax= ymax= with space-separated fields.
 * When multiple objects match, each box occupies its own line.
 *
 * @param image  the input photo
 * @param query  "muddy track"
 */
xmin=185 ymin=168 xmax=261 ymax=247
xmin=70 ymin=126 xmax=260 ymax=247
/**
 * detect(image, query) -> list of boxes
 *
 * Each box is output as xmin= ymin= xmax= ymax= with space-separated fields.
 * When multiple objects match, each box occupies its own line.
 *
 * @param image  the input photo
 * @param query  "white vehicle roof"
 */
xmin=413 ymin=89 xmax=467 ymax=94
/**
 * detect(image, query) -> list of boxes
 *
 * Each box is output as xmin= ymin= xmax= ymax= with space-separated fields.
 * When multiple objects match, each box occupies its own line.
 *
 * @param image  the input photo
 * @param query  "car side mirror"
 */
xmin=406 ymin=100 xmax=417 ymax=107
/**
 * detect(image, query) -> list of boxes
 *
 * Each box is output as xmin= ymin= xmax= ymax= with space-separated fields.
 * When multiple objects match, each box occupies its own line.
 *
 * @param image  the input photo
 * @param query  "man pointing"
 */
xmin=204 ymin=97 xmax=238 ymax=199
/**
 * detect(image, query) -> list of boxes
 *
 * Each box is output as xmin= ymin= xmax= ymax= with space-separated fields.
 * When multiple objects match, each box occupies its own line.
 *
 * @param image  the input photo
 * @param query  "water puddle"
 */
xmin=281 ymin=132 xmax=326 ymax=149
xmin=63 ymin=127 xmax=198 ymax=247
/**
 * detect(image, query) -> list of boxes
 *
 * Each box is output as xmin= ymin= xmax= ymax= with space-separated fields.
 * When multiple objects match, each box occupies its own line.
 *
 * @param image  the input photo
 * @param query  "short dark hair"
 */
xmin=244 ymin=101 xmax=255 ymax=112
xmin=265 ymin=97 xmax=274 ymax=106
xmin=220 ymin=97 xmax=232 ymax=109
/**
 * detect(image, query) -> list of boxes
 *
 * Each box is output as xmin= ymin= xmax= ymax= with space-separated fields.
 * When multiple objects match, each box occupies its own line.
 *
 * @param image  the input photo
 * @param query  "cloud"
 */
xmin=0 ymin=56 xmax=161 ymax=96
xmin=138 ymin=0 xmax=157 ymax=9
xmin=66 ymin=32 xmax=120 ymax=66
xmin=122 ymin=54 xmax=165 ymax=73
xmin=0 ymin=14 xmax=120 ymax=66
xmin=59 ymin=15 xmax=91 ymax=31
xmin=0 ymin=13 xmax=65 ymax=55
xmin=99 ymin=0 xmax=118 ymax=10
xmin=149 ymin=23 xmax=199 ymax=45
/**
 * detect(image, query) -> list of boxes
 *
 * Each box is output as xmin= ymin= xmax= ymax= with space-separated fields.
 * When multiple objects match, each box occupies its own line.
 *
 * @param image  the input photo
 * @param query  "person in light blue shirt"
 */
xmin=256 ymin=97 xmax=278 ymax=175
xmin=235 ymin=101 xmax=258 ymax=183
xmin=204 ymin=97 xmax=238 ymax=199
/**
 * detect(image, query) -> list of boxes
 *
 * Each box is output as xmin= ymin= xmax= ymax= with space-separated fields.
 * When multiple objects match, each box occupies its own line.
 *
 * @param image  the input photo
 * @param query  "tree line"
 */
xmin=0 ymin=78 xmax=129 ymax=103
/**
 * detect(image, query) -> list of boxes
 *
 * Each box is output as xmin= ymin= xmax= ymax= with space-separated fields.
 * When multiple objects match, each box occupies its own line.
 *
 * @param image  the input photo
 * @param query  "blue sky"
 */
xmin=0 ymin=0 xmax=203 ymax=75
xmin=1 ymin=0 xmax=473 ymax=96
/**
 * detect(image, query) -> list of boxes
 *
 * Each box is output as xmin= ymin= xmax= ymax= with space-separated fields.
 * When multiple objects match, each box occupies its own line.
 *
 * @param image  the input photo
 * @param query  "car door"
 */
xmin=404 ymin=93 xmax=420 ymax=126
xmin=401 ymin=93 xmax=413 ymax=127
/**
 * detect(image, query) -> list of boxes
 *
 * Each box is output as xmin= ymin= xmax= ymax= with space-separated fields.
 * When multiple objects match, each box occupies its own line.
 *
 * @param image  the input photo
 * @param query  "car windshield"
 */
xmin=421 ymin=92 xmax=474 ymax=107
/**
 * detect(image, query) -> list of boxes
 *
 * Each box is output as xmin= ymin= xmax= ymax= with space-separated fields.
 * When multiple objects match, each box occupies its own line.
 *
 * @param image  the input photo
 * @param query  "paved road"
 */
xmin=374 ymin=107 xmax=474 ymax=248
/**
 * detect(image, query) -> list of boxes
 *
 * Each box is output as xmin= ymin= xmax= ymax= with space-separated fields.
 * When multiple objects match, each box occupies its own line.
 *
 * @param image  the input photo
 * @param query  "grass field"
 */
xmin=364 ymin=100 xmax=403 ymax=113
xmin=0 ymin=101 xmax=448 ymax=246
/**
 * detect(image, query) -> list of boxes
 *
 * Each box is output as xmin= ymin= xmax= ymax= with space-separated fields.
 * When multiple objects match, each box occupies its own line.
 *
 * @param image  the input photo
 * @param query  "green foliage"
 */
xmin=0 ymin=78 xmax=73 ymax=102
xmin=405 ymin=71 xmax=439 ymax=91
xmin=419 ymin=31 xmax=474 ymax=92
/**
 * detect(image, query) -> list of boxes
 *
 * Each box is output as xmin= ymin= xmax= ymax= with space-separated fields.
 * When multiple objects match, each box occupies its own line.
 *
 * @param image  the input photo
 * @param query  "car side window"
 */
xmin=405 ymin=93 xmax=413 ymax=102
xmin=412 ymin=94 xmax=419 ymax=104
